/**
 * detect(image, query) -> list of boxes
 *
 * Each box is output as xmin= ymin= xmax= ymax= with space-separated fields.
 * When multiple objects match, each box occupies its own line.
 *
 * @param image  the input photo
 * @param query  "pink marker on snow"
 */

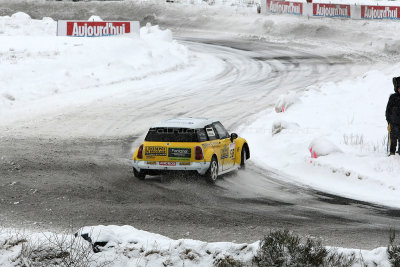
xmin=282 ymin=105 xmax=285 ymax=112
xmin=309 ymin=147 xmax=318 ymax=159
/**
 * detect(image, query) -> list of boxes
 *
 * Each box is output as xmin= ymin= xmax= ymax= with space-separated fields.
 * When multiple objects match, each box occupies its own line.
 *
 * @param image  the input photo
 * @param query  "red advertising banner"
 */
xmin=269 ymin=0 xmax=303 ymax=15
xmin=66 ymin=22 xmax=130 ymax=37
xmin=361 ymin=5 xmax=400 ymax=19
xmin=57 ymin=21 xmax=140 ymax=37
xmin=313 ymin=3 xmax=351 ymax=18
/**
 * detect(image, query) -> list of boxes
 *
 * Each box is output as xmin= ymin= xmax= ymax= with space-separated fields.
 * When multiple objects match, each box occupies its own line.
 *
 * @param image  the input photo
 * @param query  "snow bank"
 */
xmin=0 ymin=13 xmax=190 ymax=124
xmin=88 ymin=15 xmax=103 ymax=22
xmin=140 ymin=23 xmax=173 ymax=42
xmin=384 ymin=40 xmax=400 ymax=55
xmin=0 ymin=12 xmax=55 ymax=36
xmin=271 ymin=119 xmax=299 ymax=135
xmin=309 ymin=137 xmax=342 ymax=157
xmin=243 ymin=66 xmax=400 ymax=208
xmin=0 ymin=225 xmax=392 ymax=266
xmin=77 ymin=225 xmax=258 ymax=266
xmin=274 ymin=91 xmax=300 ymax=113
xmin=77 ymin=225 xmax=394 ymax=266
xmin=0 ymin=226 xmax=258 ymax=267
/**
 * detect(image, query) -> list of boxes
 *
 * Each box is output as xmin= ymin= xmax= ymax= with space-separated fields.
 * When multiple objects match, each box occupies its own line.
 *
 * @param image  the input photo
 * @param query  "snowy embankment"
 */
xmin=0 ymin=12 xmax=190 ymax=124
xmin=0 ymin=225 xmax=392 ymax=266
xmin=243 ymin=67 xmax=400 ymax=208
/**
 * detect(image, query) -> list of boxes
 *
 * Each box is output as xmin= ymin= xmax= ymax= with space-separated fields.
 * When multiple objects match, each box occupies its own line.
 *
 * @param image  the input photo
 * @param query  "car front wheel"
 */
xmin=205 ymin=157 xmax=218 ymax=183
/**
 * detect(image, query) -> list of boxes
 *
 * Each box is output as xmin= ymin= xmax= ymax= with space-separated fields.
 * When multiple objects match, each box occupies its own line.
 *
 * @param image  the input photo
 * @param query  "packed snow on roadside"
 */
xmin=275 ymin=0 xmax=400 ymax=5
xmin=0 ymin=225 xmax=392 ymax=266
xmin=126 ymin=0 xmax=400 ymax=8
xmin=243 ymin=65 xmax=400 ymax=208
xmin=0 ymin=12 xmax=190 ymax=124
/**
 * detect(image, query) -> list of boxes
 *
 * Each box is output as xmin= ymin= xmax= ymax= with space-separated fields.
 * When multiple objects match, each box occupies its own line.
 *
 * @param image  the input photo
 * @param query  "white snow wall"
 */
xmin=262 ymin=0 xmax=400 ymax=20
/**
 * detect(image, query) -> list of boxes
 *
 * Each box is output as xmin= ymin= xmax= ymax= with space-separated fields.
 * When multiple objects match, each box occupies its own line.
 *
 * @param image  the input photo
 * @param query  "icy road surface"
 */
xmin=1 ymin=35 xmax=398 ymax=249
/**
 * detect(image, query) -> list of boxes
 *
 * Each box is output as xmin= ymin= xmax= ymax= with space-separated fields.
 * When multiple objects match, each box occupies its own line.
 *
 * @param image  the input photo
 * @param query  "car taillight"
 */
xmin=137 ymin=144 xmax=144 ymax=159
xmin=195 ymin=146 xmax=203 ymax=160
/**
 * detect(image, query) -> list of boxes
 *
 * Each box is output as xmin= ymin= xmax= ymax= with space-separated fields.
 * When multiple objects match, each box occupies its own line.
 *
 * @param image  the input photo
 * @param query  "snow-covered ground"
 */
xmin=243 ymin=66 xmax=400 ymax=208
xmin=0 ymin=225 xmax=392 ymax=266
xmin=130 ymin=0 xmax=400 ymax=7
xmin=0 ymin=12 xmax=190 ymax=125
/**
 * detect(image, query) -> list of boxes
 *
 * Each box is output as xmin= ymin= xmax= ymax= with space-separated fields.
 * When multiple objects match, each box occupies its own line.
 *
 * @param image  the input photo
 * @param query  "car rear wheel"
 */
xmin=240 ymin=148 xmax=246 ymax=169
xmin=133 ymin=168 xmax=146 ymax=180
xmin=205 ymin=157 xmax=218 ymax=183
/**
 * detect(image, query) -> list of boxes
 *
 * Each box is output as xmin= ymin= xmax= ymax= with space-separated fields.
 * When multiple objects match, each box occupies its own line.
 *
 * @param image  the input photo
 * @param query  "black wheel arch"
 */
xmin=243 ymin=143 xmax=250 ymax=159
xmin=212 ymin=154 xmax=218 ymax=163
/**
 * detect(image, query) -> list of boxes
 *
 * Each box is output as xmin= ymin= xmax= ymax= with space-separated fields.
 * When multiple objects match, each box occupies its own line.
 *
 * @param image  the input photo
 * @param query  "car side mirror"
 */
xmin=230 ymin=133 xmax=238 ymax=142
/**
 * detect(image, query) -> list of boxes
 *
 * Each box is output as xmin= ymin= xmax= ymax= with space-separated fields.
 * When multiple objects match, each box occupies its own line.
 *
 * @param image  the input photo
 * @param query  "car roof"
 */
xmin=151 ymin=118 xmax=217 ymax=129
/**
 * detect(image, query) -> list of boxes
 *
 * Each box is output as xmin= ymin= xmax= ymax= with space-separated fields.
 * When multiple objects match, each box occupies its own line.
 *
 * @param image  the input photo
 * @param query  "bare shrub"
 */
xmin=1 ymin=231 xmax=28 ymax=248
xmin=253 ymin=229 xmax=355 ymax=267
xmin=343 ymin=133 xmax=364 ymax=146
xmin=213 ymin=254 xmax=245 ymax=267
xmin=180 ymin=248 xmax=200 ymax=261
xmin=4 ymin=228 xmax=111 ymax=267
xmin=388 ymin=229 xmax=400 ymax=267
xmin=372 ymin=135 xmax=388 ymax=153
xmin=144 ymin=249 xmax=160 ymax=257
xmin=343 ymin=133 xmax=389 ymax=154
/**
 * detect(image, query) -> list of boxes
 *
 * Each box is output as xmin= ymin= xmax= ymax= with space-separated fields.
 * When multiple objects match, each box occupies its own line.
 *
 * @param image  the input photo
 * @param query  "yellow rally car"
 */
xmin=132 ymin=118 xmax=250 ymax=183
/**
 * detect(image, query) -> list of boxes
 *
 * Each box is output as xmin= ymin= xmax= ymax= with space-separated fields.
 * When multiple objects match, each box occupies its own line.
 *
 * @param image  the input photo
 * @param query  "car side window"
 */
xmin=205 ymin=126 xmax=217 ymax=140
xmin=213 ymin=122 xmax=229 ymax=139
xmin=197 ymin=128 xmax=208 ymax=142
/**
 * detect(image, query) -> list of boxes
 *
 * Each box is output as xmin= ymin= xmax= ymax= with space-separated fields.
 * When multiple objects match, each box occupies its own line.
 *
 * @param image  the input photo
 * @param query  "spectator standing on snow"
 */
xmin=386 ymin=76 xmax=400 ymax=156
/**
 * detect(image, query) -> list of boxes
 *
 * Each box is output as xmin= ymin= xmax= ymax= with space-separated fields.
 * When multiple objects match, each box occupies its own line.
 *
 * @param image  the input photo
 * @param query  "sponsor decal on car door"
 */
xmin=228 ymin=142 xmax=236 ymax=168
xmin=212 ymin=122 xmax=235 ymax=171
xmin=206 ymin=126 xmax=222 ymax=171
xmin=221 ymin=139 xmax=235 ymax=171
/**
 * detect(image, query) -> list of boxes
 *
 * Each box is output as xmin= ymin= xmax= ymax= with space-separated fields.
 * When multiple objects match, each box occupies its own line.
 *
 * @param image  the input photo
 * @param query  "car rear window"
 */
xmin=145 ymin=128 xmax=208 ymax=142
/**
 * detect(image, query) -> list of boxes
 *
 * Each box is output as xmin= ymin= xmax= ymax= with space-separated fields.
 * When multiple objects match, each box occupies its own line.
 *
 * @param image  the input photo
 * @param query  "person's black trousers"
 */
xmin=390 ymin=124 xmax=400 ymax=154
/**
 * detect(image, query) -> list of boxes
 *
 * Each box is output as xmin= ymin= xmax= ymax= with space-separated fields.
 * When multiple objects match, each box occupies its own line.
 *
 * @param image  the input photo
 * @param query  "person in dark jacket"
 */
xmin=386 ymin=76 xmax=400 ymax=155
